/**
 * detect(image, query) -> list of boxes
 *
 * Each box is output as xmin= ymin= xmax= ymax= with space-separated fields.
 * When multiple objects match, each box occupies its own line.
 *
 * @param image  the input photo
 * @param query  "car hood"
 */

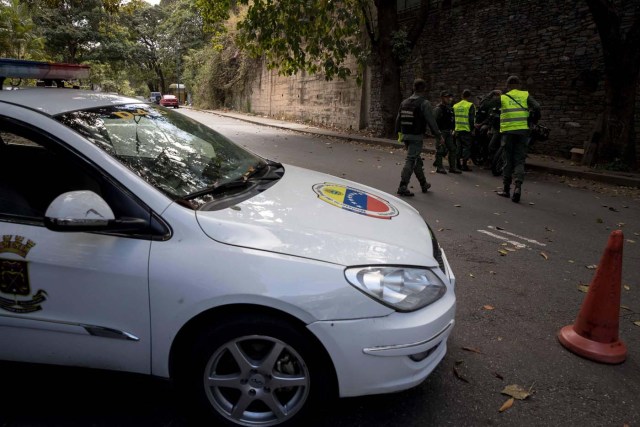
xmin=195 ymin=165 xmax=437 ymax=266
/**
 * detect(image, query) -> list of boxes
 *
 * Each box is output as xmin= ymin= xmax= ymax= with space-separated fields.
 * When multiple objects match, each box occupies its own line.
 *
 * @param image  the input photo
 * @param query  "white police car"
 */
xmin=0 ymin=59 xmax=455 ymax=426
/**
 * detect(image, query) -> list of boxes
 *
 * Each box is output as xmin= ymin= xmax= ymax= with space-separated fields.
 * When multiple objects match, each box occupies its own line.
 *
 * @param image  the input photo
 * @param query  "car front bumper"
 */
xmin=307 ymin=289 xmax=456 ymax=397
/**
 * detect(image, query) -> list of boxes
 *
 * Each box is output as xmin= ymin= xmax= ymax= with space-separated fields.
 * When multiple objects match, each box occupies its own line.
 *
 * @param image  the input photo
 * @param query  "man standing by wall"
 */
xmin=434 ymin=90 xmax=461 ymax=174
xmin=453 ymin=89 xmax=476 ymax=171
xmin=395 ymin=79 xmax=444 ymax=196
xmin=489 ymin=76 xmax=541 ymax=203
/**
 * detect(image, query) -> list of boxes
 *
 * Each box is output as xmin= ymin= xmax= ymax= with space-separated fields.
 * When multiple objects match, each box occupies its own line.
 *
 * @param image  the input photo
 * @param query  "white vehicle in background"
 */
xmin=0 ymin=59 xmax=456 ymax=426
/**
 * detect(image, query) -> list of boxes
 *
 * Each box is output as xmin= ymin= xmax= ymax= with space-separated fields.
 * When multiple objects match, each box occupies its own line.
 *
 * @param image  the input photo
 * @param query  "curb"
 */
xmin=189 ymin=107 xmax=640 ymax=189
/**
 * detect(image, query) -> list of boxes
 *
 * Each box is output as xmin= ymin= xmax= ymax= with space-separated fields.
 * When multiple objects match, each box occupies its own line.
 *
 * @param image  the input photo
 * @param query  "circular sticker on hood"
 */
xmin=313 ymin=183 xmax=399 ymax=220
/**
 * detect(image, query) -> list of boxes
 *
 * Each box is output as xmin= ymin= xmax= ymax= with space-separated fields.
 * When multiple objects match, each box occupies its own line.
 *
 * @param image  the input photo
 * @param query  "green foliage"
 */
xmin=197 ymin=0 xmax=366 ymax=81
xmin=182 ymin=34 xmax=254 ymax=109
xmin=0 ymin=0 xmax=45 ymax=59
xmin=391 ymin=29 xmax=411 ymax=64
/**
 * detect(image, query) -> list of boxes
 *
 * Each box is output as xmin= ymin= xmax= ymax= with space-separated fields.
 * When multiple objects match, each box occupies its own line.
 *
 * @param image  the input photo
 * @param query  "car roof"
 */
xmin=0 ymin=87 xmax=144 ymax=116
xmin=162 ymin=94 xmax=176 ymax=98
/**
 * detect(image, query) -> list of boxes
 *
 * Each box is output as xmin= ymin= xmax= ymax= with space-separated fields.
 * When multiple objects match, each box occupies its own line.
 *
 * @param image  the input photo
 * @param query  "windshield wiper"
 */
xmin=181 ymin=177 xmax=252 ymax=201
xmin=180 ymin=160 xmax=284 ymax=201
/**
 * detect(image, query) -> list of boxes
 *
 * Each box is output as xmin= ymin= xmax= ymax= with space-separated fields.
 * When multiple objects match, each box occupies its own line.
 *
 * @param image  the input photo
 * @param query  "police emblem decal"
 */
xmin=312 ymin=183 xmax=399 ymax=220
xmin=0 ymin=235 xmax=46 ymax=313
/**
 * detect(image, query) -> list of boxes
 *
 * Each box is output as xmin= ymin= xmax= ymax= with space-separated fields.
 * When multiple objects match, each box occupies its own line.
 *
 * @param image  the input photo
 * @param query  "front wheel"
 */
xmin=175 ymin=314 xmax=333 ymax=426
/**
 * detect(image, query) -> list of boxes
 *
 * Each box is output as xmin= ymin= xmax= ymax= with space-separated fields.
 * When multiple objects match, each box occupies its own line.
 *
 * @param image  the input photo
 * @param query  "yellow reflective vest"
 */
xmin=453 ymin=99 xmax=473 ymax=132
xmin=500 ymin=90 xmax=529 ymax=132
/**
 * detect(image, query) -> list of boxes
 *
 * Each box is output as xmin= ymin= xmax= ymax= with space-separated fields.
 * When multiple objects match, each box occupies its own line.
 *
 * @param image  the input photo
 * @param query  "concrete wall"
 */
xmin=236 ymin=57 xmax=366 ymax=131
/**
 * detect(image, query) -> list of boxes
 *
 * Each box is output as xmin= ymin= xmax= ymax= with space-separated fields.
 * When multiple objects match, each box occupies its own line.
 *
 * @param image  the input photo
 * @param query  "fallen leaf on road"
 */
xmin=493 ymin=371 xmax=504 ymax=380
xmin=496 ymin=226 xmax=504 ymax=230
xmin=483 ymin=305 xmax=495 ymax=310
xmin=568 ymin=260 xmax=575 ymax=263
xmin=498 ymin=250 xmax=508 ymax=256
xmin=621 ymin=305 xmax=631 ymax=311
xmin=501 ymin=242 xmax=508 ymax=246
xmin=627 ymin=239 xmax=636 ymax=244
xmin=545 ymin=226 xmax=554 ymax=232
xmin=586 ymin=264 xmax=598 ymax=269
xmin=634 ymin=321 xmax=640 ymax=327
xmin=635 ymin=232 xmax=639 ymax=236
xmin=489 ymin=271 xmax=496 ymax=275
xmin=438 ymin=228 xmax=444 ymax=231
xmin=609 ymin=207 xmax=619 ymax=212
xmin=596 ymin=218 xmax=604 ymax=223
xmin=462 ymin=346 xmax=483 ymax=354
xmin=505 ymin=247 xmax=516 ymax=252
xmin=540 ymin=252 xmax=548 ymax=260
xmin=617 ymin=223 xmax=625 ymax=227
xmin=454 ymin=204 xmax=461 ymax=207
xmin=577 ymin=284 xmax=590 ymax=293
xmin=529 ymin=202 xmax=535 ymax=205
xmin=453 ymin=366 xmax=469 ymax=383
xmin=469 ymin=273 xmax=475 ymax=278
xmin=499 ymin=398 xmax=514 ymax=412
xmin=501 ymin=384 xmax=533 ymax=400
xmin=624 ymin=285 xmax=630 ymax=291
xmin=357 ymin=159 xmax=363 ymax=162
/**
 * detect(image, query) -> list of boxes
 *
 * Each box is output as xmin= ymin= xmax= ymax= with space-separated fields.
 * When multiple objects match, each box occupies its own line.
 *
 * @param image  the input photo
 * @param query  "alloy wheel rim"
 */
xmin=203 ymin=335 xmax=310 ymax=426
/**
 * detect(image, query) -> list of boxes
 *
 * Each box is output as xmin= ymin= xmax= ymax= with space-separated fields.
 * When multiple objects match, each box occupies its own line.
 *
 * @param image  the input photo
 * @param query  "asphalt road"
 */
xmin=1 ymin=110 xmax=639 ymax=427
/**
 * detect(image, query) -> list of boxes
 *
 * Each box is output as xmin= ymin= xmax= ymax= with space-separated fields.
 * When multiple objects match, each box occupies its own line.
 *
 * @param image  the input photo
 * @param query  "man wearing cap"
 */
xmin=394 ymin=78 xmax=444 ymax=197
xmin=433 ymin=90 xmax=460 ymax=174
xmin=452 ymin=89 xmax=476 ymax=171
xmin=484 ymin=76 xmax=541 ymax=202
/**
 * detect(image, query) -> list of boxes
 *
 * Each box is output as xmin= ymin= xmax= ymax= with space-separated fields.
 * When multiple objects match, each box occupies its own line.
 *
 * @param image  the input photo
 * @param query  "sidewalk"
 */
xmin=191 ymin=107 xmax=640 ymax=189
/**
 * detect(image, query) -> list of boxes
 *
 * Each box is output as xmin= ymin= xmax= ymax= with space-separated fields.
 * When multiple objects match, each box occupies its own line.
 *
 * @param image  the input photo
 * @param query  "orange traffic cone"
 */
xmin=558 ymin=230 xmax=627 ymax=364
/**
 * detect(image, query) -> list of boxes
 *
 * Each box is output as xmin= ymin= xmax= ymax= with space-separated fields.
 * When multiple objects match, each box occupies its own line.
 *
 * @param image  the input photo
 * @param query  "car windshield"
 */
xmin=56 ymin=104 xmax=265 ymax=201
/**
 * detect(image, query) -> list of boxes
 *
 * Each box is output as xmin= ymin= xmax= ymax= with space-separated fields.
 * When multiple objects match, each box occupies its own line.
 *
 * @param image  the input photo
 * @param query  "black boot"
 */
xmin=497 ymin=182 xmax=511 ymax=198
xmin=511 ymin=183 xmax=522 ymax=203
xmin=461 ymin=160 xmax=472 ymax=172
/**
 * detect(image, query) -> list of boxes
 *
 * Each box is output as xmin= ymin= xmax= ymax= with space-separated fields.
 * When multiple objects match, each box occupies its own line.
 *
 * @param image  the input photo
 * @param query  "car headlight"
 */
xmin=344 ymin=266 xmax=446 ymax=312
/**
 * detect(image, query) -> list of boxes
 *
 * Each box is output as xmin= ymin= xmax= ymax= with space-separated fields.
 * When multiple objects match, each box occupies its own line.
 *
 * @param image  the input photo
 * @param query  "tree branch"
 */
xmin=359 ymin=0 xmax=376 ymax=46
xmin=407 ymin=0 xmax=431 ymax=48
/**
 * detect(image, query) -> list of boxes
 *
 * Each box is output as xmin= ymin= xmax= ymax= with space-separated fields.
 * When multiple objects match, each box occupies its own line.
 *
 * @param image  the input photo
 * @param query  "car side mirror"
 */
xmin=44 ymin=190 xmax=148 ymax=232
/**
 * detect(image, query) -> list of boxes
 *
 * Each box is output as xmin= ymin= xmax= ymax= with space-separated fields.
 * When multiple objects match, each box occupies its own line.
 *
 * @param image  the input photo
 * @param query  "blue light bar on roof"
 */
xmin=0 ymin=58 xmax=90 ymax=80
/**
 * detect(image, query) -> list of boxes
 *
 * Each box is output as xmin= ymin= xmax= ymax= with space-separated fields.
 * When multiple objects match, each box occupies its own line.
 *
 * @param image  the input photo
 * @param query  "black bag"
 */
xmin=530 ymin=123 xmax=550 ymax=141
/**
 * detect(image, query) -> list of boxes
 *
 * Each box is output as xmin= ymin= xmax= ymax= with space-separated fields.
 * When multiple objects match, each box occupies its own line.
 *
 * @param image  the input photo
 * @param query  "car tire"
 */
xmin=174 ymin=314 xmax=333 ymax=427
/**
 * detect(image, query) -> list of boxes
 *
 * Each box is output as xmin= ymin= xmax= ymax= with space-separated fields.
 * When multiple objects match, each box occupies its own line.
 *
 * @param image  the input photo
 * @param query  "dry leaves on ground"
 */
xmin=586 ymin=264 xmax=598 ymax=269
xmin=483 ymin=305 xmax=495 ymax=310
xmin=453 ymin=365 xmax=469 ymax=383
xmin=499 ymin=397 xmax=514 ymax=413
xmin=501 ymin=384 xmax=534 ymax=400
xmin=462 ymin=346 xmax=483 ymax=354
xmin=634 ymin=321 xmax=640 ymax=327
xmin=498 ymin=250 xmax=508 ymax=256
xmin=540 ymin=252 xmax=548 ymax=260
xmin=577 ymin=284 xmax=590 ymax=293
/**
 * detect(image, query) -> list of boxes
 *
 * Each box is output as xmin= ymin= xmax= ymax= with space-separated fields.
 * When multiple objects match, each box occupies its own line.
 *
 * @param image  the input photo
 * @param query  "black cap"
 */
xmin=440 ymin=90 xmax=453 ymax=97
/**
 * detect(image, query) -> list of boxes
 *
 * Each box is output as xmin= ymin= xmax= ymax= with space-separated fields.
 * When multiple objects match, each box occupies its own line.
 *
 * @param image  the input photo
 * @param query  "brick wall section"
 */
xmin=232 ymin=58 xmax=364 ymax=131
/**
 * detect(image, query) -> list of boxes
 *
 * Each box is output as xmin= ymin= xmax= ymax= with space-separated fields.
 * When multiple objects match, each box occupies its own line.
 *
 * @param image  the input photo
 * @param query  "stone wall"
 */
xmin=233 ymin=57 xmax=366 ymax=131
xmin=393 ymin=0 xmax=640 ymax=158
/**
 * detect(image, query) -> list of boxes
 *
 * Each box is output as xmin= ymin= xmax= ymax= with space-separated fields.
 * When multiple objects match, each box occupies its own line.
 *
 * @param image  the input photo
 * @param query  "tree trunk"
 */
xmin=586 ymin=0 xmax=640 ymax=169
xmin=374 ymin=0 xmax=401 ymax=138
xmin=599 ymin=73 xmax=637 ymax=167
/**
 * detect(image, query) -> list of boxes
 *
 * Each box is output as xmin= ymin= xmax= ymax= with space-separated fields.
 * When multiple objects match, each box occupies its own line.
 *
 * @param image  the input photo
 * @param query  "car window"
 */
xmin=56 ymin=104 xmax=265 ymax=202
xmin=0 ymin=118 xmax=153 ymax=233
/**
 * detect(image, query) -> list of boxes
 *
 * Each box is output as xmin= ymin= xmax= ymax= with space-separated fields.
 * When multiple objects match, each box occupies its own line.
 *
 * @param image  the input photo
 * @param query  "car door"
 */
xmin=0 ymin=118 xmax=154 ymax=374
